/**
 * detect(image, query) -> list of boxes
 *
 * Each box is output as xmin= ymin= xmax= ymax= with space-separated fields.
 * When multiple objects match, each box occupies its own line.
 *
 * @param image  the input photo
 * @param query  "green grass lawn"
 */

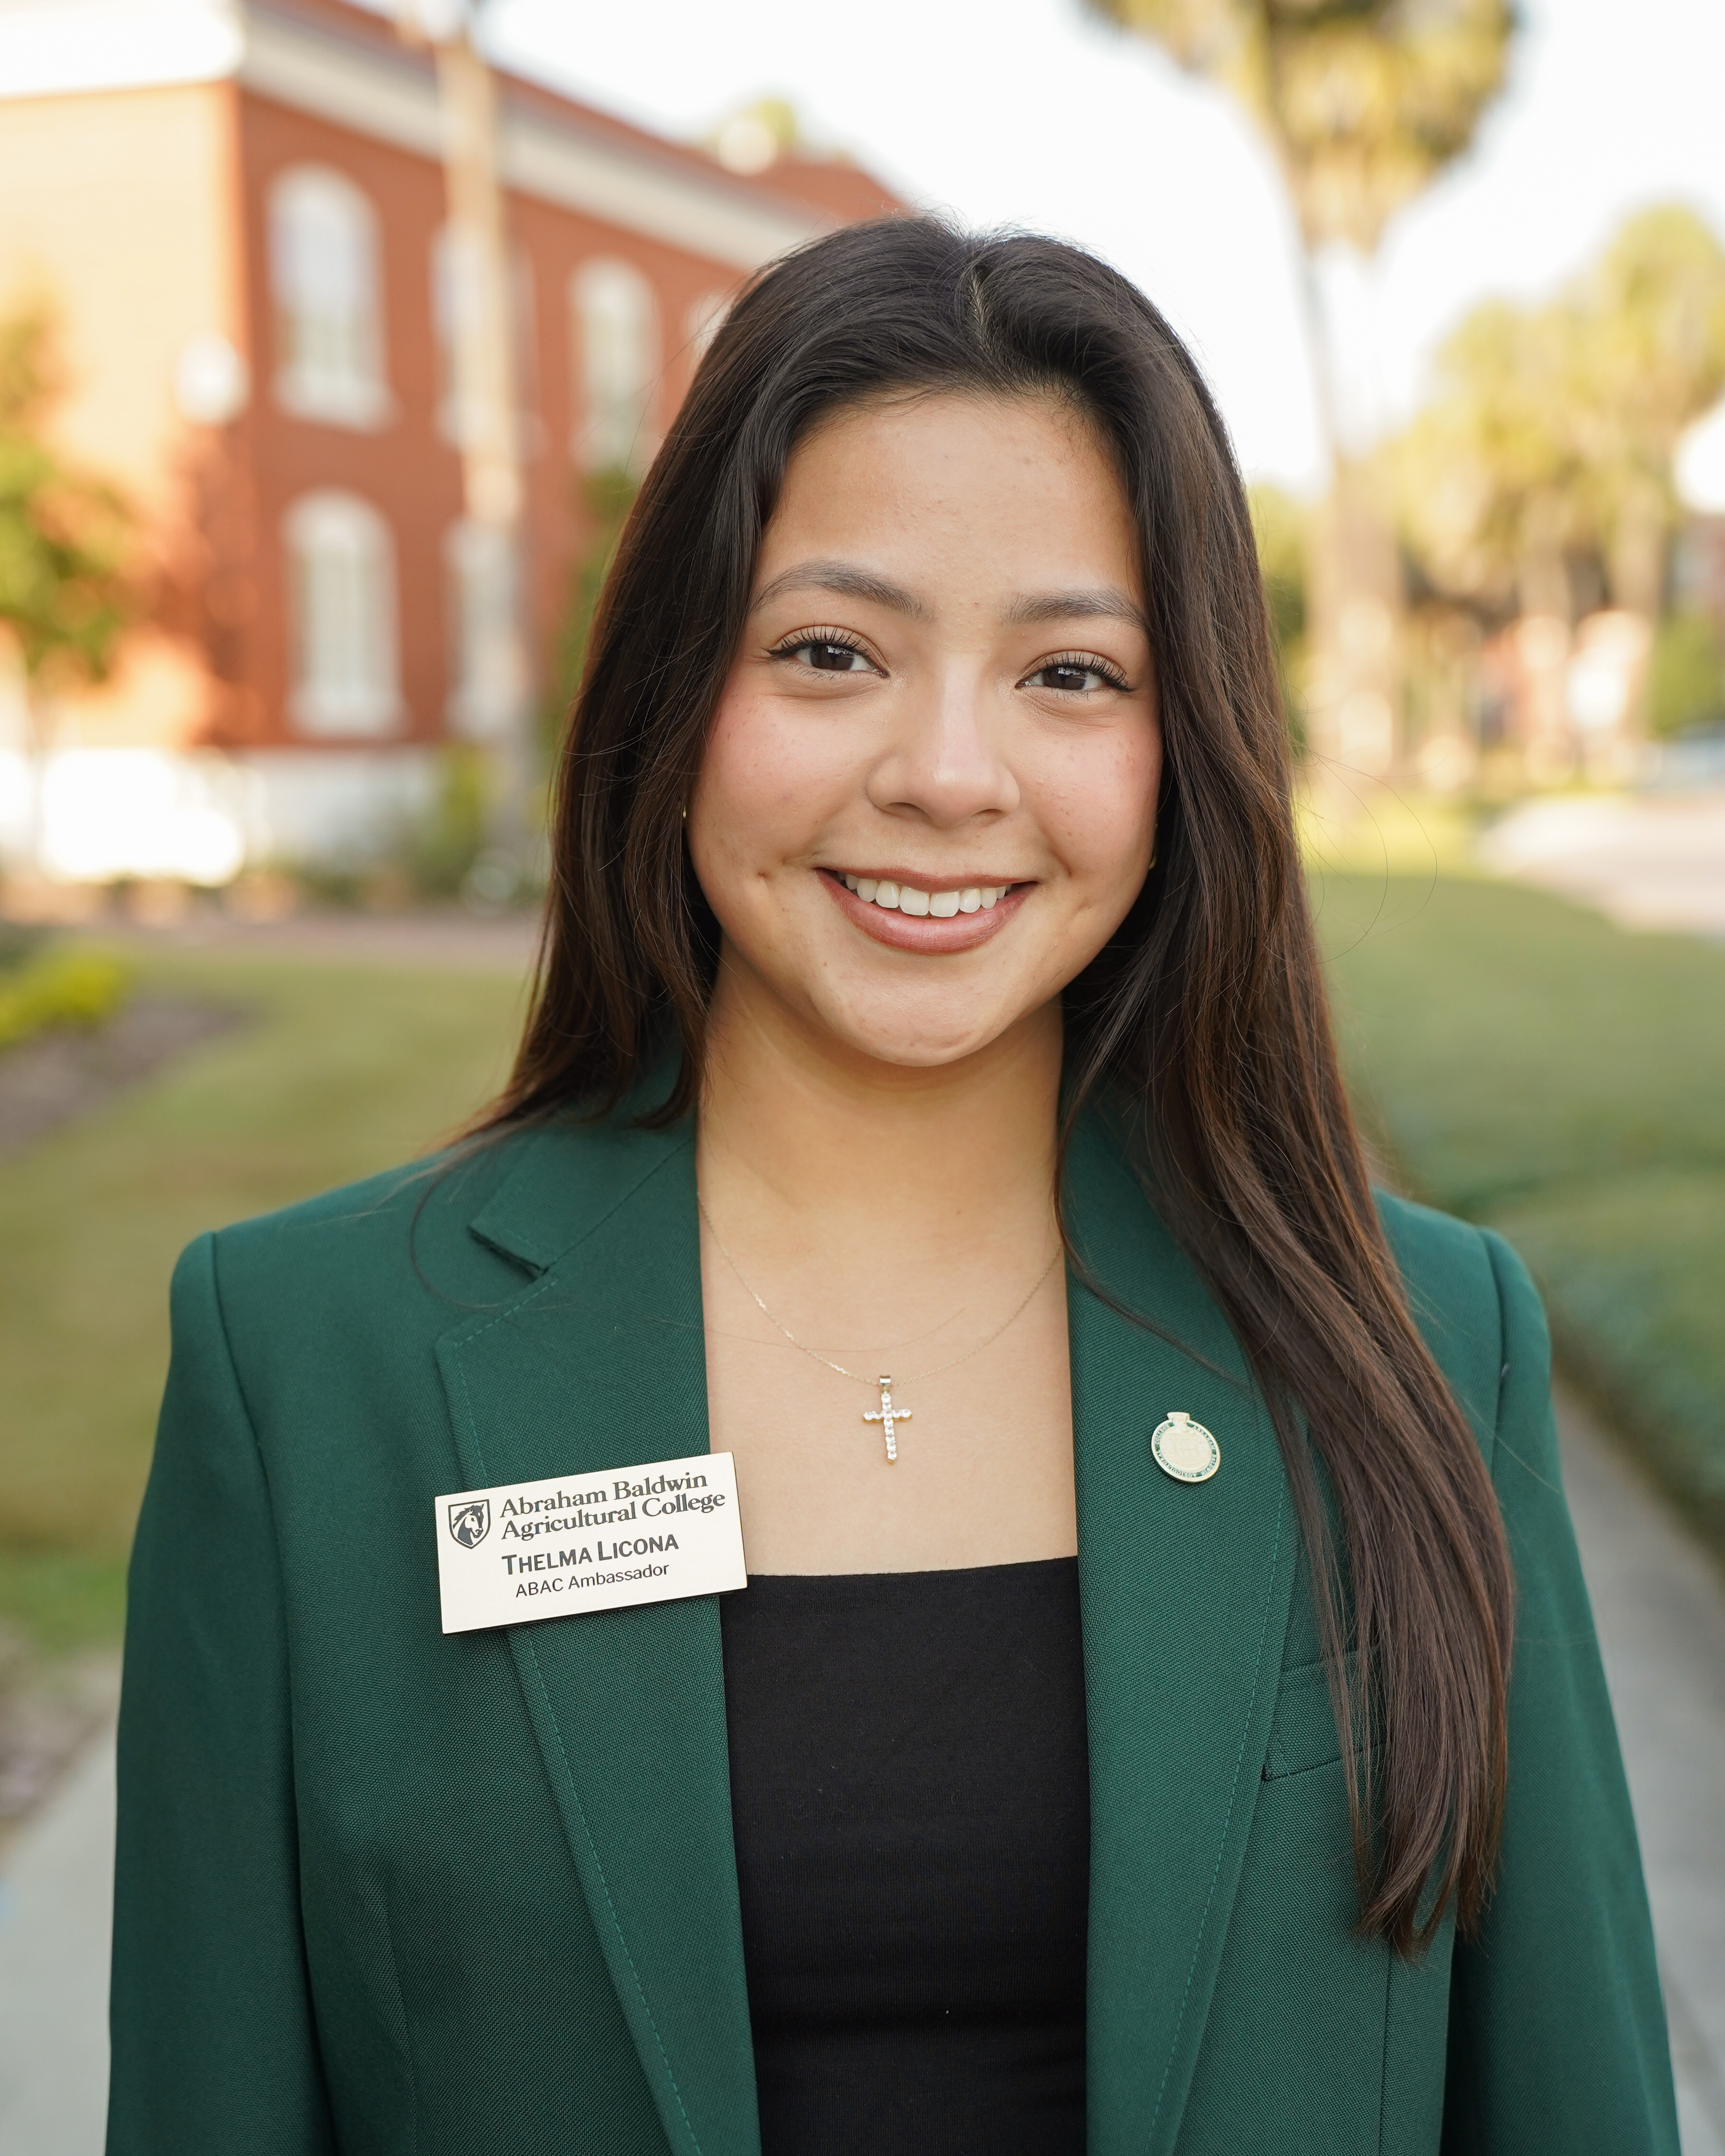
xmin=1317 ymin=873 xmax=1725 ymax=1555
xmin=0 ymin=945 xmax=527 ymax=1651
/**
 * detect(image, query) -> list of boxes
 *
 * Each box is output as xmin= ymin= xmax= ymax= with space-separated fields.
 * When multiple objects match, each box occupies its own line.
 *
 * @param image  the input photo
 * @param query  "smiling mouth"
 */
xmin=831 ymin=872 xmax=1018 ymax=919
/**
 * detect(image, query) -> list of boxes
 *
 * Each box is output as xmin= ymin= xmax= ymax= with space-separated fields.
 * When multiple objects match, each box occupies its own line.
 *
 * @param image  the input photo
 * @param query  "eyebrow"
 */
xmin=1002 ymin=587 xmax=1148 ymax=632
xmin=751 ymin=560 xmax=1146 ymax=634
xmin=750 ymin=561 xmax=931 ymax=619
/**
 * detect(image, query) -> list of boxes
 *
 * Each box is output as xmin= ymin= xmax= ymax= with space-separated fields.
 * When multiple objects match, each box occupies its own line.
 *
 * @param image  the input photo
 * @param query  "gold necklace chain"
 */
xmin=696 ymin=1191 xmax=1063 ymax=1461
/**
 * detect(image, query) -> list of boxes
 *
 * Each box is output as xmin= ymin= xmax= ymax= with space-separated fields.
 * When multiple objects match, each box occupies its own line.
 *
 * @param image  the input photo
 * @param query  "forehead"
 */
xmin=759 ymin=391 xmax=1142 ymax=605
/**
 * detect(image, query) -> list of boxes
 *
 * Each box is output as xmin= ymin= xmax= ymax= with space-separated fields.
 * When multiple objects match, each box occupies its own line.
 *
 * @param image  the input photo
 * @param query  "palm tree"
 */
xmin=1576 ymin=207 xmax=1725 ymax=626
xmin=395 ymin=0 xmax=533 ymax=876
xmin=1086 ymin=0 xmax=1517 ymax=782
xmin=1392 ymin=206 xmax=1725 ymax=749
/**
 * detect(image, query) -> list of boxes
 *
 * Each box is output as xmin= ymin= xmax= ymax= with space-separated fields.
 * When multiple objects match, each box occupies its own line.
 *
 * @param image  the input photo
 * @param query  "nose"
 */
xmin=866 ymin=662 xmax=1019 ymax=828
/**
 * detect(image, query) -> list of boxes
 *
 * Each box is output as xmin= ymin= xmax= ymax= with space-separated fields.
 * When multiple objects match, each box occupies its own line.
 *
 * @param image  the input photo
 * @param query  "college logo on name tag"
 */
xmin=434 ymin=1452 xmax=748 ymax=1635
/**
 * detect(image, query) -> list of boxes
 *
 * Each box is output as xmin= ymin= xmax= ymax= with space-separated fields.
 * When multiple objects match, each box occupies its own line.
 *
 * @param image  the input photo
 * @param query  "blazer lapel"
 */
xmin=436 ymin=1116 xmax=759 ymax=2156
xmin=1065 ymin=1113 xmax=1297 ymax=2156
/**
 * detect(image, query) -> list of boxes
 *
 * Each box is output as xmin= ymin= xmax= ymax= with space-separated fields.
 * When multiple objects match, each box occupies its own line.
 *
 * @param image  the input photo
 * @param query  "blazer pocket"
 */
xmin=1261 ymin=1653 xmax=1361 ymax=1781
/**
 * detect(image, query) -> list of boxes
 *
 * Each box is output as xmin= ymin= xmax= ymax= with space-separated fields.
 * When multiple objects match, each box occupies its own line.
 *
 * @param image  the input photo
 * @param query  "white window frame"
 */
xmin=283 ymin=490 xmax=403 ymax=738
xmin=270 ymin=165 xmax=393 ymax=431
xmin=684 ymin=289 xmax=732 ymax=365
xmin=570 ymin=258 xmax=660 ymax=473
xmin=443 ymin=518 xmax=525 ymax=741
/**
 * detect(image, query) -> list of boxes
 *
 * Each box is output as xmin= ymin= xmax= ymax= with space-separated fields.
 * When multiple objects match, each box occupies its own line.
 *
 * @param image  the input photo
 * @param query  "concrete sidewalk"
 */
xmin=1480 ymin=789 xmax=1725 ymax=941
xmin=1560 ymin=1392 xmax=1725 ymax=2156
xmin=0 ymin=1725 xmax=113 ymax=2151
xmin=2 ymin=1398 xmax=1723 ymax=2153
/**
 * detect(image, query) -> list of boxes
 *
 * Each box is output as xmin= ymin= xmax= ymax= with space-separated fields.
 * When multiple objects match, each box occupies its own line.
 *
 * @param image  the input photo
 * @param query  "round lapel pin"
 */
xmin=1151 ymin=1410 xmax=1220 ymax=1483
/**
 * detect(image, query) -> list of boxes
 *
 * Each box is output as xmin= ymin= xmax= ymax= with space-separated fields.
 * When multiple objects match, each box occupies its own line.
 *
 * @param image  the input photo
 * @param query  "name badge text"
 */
xmin=435 ymin=1452 xmax=747 ymax=1634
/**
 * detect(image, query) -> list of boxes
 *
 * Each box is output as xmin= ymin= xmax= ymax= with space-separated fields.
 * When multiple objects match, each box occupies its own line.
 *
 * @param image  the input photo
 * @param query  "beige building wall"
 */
xmin=0 ymin=83 xmax=242 ymax=748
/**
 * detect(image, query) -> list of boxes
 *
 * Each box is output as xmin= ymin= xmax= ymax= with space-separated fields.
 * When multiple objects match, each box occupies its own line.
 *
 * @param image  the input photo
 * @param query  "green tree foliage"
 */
xmin=1393 ymin=207 xmax=1725 ymax=619
xmin=1648 ymin=612 xmax=1725 ymax=738
xmin=403 ymin=744 xmax=489 ymax=895
xmin=1250 ymin=482 xmax=1308 ymax=642
xmin=1084 ymin=0 xmax=1515 ymax=255
xmin=1248 ymin=482 xmax=1310 ymax=740
xmin=546 ymin=467 xmax=638 ymax=746
xmin=0 ymin=299 xmax=138 ymax=693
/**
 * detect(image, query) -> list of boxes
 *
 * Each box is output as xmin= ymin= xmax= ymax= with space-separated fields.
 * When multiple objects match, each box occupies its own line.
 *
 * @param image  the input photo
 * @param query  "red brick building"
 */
xmin=0 ymin=0 xmax=901 ymax=879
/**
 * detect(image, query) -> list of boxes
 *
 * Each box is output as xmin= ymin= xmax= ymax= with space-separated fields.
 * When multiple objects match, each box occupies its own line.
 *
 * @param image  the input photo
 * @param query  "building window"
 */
xmin=571 ymin=259 xmax=658 ymax=472
xmin=444 ymin=519 xmax=524 ymax=740
xmin=283 ymin=491 xmax=401 ymax=737
xmin=431 ymin=228 xmax=539 ymax=449
xmin=270 ymin=166 xmax=391 ymax=429
xmin=685 ymin=290 xmax=731 ymax=364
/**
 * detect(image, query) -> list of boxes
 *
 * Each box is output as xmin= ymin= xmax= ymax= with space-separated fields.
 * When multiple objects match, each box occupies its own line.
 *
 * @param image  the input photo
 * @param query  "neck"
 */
xmin=697 ymin=950 xmax=1063 ymax=1257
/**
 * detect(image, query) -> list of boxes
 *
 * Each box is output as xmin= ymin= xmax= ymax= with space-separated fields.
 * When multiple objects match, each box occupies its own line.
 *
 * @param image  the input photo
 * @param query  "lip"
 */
xmin=818 ymin=868 xmax=1032 ymax=953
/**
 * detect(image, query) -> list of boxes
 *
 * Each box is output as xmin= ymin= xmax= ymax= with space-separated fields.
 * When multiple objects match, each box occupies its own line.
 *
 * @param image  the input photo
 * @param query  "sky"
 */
xmin=481 ymin=0 xmax=1725 ymax=505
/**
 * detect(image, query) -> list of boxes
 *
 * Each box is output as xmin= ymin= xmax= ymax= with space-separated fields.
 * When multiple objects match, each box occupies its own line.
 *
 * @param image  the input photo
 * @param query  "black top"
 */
xmin=719 ymin=1559 xmax=1090 ymax=2156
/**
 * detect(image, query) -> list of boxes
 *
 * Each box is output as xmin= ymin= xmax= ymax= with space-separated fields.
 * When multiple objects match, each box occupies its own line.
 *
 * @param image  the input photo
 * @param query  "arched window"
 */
xmin=570 ymin=259 xmax=658 ymax=472
xmin=283 ymin=491 xmax=401 ymax=737
xmin=270 ymin=166 xmax=391 ymax=428
xmin=444 ymin=519 xmax=524 ymax=740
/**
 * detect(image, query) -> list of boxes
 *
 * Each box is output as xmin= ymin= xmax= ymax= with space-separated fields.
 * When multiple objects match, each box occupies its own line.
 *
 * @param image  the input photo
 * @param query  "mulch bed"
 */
xmin=0 ymin=996 xmax=246 ymax=1158
xmin=0 ymin=1638 xmax=119 ymax=1843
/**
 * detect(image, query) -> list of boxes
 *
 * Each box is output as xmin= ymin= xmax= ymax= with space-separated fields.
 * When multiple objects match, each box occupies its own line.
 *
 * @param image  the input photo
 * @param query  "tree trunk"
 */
xmin=1304 ymin=459 xmax=1405 ymax=807
xmin=433 ymin=30 xmax=533 ymax=867
xmin=1606 ymin=475 xmax=1666 ymax=751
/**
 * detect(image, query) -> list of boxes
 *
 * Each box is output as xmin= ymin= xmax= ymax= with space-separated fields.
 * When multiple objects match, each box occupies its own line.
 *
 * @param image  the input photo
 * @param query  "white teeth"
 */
xmin=846 ymin=876 xmax=1014 ymax=916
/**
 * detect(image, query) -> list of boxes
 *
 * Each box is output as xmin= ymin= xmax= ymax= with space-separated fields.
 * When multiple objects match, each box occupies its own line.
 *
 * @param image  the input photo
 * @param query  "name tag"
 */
xmin=435 ymin=1452 xmax=747 ymax=1635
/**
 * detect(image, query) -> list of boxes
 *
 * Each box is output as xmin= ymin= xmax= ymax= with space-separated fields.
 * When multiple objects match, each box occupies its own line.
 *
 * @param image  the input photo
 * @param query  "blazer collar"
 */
xmin=440 ymin=1104 xmax=1296 ymax=2156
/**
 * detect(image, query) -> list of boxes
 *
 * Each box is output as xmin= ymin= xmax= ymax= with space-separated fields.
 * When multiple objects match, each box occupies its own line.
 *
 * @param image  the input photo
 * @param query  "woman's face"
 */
xmin=688 ymin=390 xmax=1161 ymax=1072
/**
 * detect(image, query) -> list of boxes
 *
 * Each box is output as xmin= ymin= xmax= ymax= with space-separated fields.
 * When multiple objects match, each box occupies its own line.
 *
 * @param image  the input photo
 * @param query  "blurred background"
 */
xmin=0 ymin=0 xmax=1722 ymax=2147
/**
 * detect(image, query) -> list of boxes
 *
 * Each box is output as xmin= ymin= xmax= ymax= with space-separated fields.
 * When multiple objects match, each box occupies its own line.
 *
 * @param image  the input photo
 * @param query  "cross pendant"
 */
xmin=862 ymin=1375 xmax=911 ymax=1463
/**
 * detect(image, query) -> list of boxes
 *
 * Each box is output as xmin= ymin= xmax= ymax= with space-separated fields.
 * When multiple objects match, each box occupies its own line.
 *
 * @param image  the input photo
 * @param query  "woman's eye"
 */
xmin=1024 ymin=657 xmax=1126 ymax=694
xmin=775 ymin=636 xmax=877 ymax=674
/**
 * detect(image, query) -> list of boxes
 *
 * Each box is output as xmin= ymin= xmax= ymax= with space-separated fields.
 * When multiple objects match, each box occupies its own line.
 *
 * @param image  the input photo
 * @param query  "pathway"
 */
xmin=1480 ymin=788 xmax=1725 ymax=940
xmin=1560 ymin=1391 xmax=1725 ymax=2156
xmin=0 ymin=1728 xmax=113 ymax=2152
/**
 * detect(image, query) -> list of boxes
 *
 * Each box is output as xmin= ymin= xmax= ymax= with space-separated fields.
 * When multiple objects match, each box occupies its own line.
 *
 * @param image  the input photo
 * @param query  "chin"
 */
xmin=818 ymin=998 xmax=1027 ymax=1072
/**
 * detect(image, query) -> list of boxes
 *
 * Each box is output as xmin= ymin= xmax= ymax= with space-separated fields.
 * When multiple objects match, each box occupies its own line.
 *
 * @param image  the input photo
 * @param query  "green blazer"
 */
xmin=108 ymin=1105 xmax=1678 ymax=2155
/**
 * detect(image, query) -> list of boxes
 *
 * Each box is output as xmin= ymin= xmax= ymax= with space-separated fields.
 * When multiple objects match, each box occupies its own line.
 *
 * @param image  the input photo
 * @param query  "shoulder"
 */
xmin=206 ymin=1134 xmax=520 ymax=1301
xmin=189 ymin=1110 xmax=687 ymax=1350
xmin=1374 ymin=1191 xmax=1548 ymax=1469
xmin=1374 ymin=1186 xmax=1495 ymax=1316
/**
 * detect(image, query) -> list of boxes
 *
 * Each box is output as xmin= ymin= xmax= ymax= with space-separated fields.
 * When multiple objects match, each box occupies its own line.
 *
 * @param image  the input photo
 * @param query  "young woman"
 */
xmin=109 ymin=221 xmax=1676 ymax=2155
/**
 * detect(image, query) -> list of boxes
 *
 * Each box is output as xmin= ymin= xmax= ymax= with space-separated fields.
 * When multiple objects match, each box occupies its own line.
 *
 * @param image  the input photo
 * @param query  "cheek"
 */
xmin=696 ymin=683 xmax=855 ymax=863
xmin=1038 ymin=723 xmax=1161 ymax=898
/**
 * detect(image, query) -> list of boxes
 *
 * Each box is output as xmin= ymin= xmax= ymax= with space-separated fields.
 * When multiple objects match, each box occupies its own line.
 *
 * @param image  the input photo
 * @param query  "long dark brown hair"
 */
xmin=482 ymin=218 xmax=1512 ymax=1955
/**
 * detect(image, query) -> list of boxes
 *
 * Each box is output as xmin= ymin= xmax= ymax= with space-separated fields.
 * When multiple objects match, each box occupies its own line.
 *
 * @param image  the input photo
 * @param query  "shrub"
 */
xmin=0 ymin=949 xmax=128 ymax=1051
